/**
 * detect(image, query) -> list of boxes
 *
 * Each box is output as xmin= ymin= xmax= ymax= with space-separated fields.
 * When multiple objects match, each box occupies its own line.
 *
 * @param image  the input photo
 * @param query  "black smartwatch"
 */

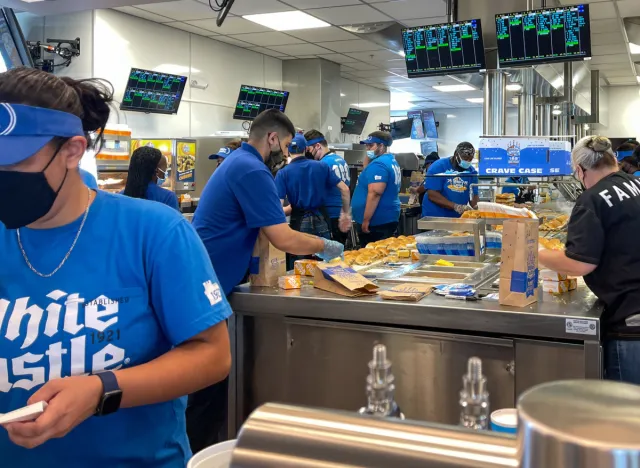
xmin=95 ymin=371 xmax=123 ymax=417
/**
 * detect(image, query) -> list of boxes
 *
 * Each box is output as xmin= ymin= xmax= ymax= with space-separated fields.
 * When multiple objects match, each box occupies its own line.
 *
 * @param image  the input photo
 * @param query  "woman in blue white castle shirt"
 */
xmin=0 ymin=68 xmax=232 ymax=467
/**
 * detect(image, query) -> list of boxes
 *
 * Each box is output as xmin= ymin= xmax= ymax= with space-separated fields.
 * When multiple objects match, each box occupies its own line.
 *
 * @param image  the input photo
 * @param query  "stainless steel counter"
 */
xmin=227 ymin=281 xmax=603 ymax=438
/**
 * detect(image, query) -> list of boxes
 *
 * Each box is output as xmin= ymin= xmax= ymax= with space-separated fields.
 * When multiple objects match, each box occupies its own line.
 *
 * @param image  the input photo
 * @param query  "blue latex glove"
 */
xmin=317 ymin=238 xmax=344 ymax=262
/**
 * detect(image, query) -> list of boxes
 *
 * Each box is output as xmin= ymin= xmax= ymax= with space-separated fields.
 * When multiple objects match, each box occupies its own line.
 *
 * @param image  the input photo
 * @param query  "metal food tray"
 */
xmin=416 ymin=217 xmax=486 ymax=262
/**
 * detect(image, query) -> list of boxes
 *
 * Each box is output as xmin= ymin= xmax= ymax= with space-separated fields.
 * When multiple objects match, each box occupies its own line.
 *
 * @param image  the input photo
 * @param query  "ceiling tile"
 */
xmin=318 ymin=53 xmax=360 ymax=63
xmin=589 ymin=53 xmax=632 ymax=65
xmin=343 ymin=61 xmax=379 ymax=70
xmin=590 ymin=18 xmax=619 ymax=35
xmin=165 ymin=21 xmax=217 ymax=35
xmin=591 ymin=32 xmax=625 ymax=46
xmin=373 ymin=0 xmax=446 ymax=21
xmin=401 ymin=16 xmax=448 ymax=28
xmin=592 ymin=44 xmax=628 ymax=55
xmin=588 ymin=1 xmax=617 ymax=19
xmin=284 ymin=26 xmax=358 ymax=42
xmin=344 ymin=49 xmax=403 ymax=61
xmin=305 ymin=5 xmax=391 ymax=25
xmin=267 ymin=43 xmax=333 ymax=55
xmin=601 ymin=69 xmax=636 ymax=78
xmin=228 ymin=31 xmax=304 ymax=46
xmin=590 ymin=62 xmax=634 ymax=71
xmin=136 ymin=1 xmax=217 ymax=21
xmin=607 ymin=76 xmax=640 ymax=85
xmin=316 ymin=39 xmax=382 ymax=53
xmin=195 ymin=0 xmax=291 ymax=15
xmin=210 ymin=35 xmax=255 ymax=48
xmin=617 ymin=0 xmax=640 ymax=18
xmin=283 ymin=0 xmax=363 ymax=7
xmin=351 ymin=69 xmax=396 ymax=78
xmin=186 ymin=17 xmax=272 ymax=34
xmin=247 ymin=46 xmax=290 ymax=57
xmin=113 ymin=6 xmax=174 ymax=23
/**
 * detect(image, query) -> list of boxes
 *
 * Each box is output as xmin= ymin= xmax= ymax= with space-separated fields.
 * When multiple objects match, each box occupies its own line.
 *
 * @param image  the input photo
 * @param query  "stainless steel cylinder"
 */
xmin=483 ymin=70 xmax=506 ymax=136
xmin=518 ymin=380 xmax=640 ymax=468
xmin=518 ymin=94 xmax=536 ymax=136
xmin=541 ymin=104 xmax=552 ymax=137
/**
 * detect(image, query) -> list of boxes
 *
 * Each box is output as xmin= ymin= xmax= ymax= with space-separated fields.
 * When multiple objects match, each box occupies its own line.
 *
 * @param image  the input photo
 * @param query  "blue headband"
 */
xmin=616 ymin=150 xmax=635 ymax=162
xmin=306 ymin=137 xmax=325 ymax=146
xmin=360 ymin=136 xmax=391 ymax=146
xmin=0 ymin=103 xmax=85 ymax=166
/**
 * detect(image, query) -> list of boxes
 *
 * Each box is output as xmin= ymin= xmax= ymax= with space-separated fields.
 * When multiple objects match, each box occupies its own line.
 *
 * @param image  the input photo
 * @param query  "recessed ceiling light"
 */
xmin=637 ymin=75 xmax=640 ymax=83
xmin=506 ymin=83 xmax=522 ymax=91
xmin=466 ymin=98 xmax=484 ymax=103
xmin=630 ymin=42 xmax=640 ymax=54
xmin=243 ymin=11 xmax=330 ymax=32
xmin=432 ymin=84 xmax=475 ymax=92
xmin=352 ymin=102 xmax=389 ymax=108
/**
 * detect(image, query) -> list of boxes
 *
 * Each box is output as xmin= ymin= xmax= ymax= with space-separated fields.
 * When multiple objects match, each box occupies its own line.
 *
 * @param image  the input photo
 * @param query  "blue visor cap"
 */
xmin=361 ymin=136 xmax=391 ymax=146
xmin=306 ymin=137 xmax=325 ymax=147
xmin=209 ymin=146 xmax=233 ymax=160
xmin=0 ymin=103 xmax=85 ymax=166
xmin=616 ymin=150 xmax=635 ymax=162
xmin=289 ymin=134 xmax=308 ymax=154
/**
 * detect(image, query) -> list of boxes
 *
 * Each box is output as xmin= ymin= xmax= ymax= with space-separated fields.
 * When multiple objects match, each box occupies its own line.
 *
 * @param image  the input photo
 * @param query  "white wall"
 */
xmin=340 ymin=78 xmax=390 ymax=142
xmin=605 ymin=86 xmax=640 ymax=139
xmin=391 ymin=107 xmax=519 ymax=156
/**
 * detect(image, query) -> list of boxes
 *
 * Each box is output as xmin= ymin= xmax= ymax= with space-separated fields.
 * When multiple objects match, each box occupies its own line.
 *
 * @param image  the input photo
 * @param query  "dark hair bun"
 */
xmin=589 ymin=136 xmax=612 ymax=153
xmin=60 ymin=77 xmax=114 ymax=133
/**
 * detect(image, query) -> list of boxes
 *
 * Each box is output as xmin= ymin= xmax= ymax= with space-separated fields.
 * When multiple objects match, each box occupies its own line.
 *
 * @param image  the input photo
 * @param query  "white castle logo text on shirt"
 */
xmin=0 ymin=290 xmax=125 ymax=392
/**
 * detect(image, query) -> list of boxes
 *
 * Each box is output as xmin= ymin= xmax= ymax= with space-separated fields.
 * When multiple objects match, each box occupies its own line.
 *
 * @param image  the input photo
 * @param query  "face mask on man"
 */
xmin=266 ymin=135 xmax=286 ymax=175
xmin=457 ymin=155 xmax=472 ymax=170
xmin=0 ymin=143 xmax=67 ymax=229
xmin=156 ymin=168 xmax=167 ymax=186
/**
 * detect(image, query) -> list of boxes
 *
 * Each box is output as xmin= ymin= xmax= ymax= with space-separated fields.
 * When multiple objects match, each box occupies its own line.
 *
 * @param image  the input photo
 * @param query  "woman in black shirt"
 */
xmin=539 ymin=136 xmax=640 ymax=384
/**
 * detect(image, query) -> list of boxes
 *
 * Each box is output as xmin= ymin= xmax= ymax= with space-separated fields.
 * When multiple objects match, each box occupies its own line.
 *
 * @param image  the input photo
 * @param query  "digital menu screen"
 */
xmin=120 ymin=68 xmax=187 ymax=115
xmin=0 ymin=11 xmax=23 ymax=72
xmin=496 ymin=4 xmax=591 ymax=66
xmin=402 ymin=19 xmax=486 ymax=78
xmin=233 ymin=85 xmax=290 ymax=121
xmin=342 ymin=108 xmax=369 ymax=135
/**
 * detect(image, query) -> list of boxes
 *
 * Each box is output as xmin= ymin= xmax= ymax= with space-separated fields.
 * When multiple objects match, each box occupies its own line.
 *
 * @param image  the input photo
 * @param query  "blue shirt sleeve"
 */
xmin=275 ymin=170 xmax=286 ymax=200
xmin=425 ymin=164 xmax=444 ymax=191
xmin=233 ymin=169 xmax=287 ymax=228
xmin=147 ymin=217 xmax=232 ymax=345
xmin=368 ymin=162 xmax=390 ymax=184
xmin=326 ymin=165 xmax=341 ymax=189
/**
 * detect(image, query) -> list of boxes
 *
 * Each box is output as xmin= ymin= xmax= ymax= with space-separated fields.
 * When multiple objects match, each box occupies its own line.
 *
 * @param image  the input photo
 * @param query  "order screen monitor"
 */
xmin=0 ymin=8 xmax=33 ymax=72
xmin=342 ymin=108 xmax=369 ymax=135
xmin=120 ymin=68 xmax=187 ymax=114
xmin=233 ymin=85 xmax=290 ymax=121
xmin=391 ymin=118 xmax=413 ymax=141
xmin=496 ymin=4 xmax=591 ymax=67
xmin=402 ymin=19 xmax=486 ymax=78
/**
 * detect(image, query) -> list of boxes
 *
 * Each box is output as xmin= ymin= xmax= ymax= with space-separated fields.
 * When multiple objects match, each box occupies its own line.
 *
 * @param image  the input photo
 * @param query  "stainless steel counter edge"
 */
xmin=230 ymin=284 xmax=602 ymax=342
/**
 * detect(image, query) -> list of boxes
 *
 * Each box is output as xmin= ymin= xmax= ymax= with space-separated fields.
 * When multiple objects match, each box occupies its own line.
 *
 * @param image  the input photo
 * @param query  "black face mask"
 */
xmin=305 ymin=151 xmax=315 ymax=160
xmin=0 ymin=144 xmax=68 ymax=229
xmin=266 ymin=136 xmax=286 ymax=175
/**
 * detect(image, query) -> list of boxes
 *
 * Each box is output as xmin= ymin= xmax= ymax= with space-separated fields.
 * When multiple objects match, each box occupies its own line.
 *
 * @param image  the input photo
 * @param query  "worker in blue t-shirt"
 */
xmin=304 ymin=129 xmax=352 ymax=245
xmin=122 ymin=146 xmax=180 ymax=211
xmin=421 ymin=141 xmax=479 ymax=218
xmin=191 ymin=110 xmax=343 ymax=450
xmin=208 ymin=139 xmax=242 ymax=167
xmin=0 ymin=67 xmax=232 ymax=468
xmin=616 ymin=143 xmax=640 ymax=177
xmin=352 ymin=131 xmax=401 ymax=245
xmin=276 ymin=134 xmax=351 ymax=268
xmin=79 ymin=168 xmax=98 ymax=190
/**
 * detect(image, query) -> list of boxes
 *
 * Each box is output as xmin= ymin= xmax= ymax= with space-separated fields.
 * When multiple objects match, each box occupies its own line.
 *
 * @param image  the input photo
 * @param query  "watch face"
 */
xmin=100 ymin=390 xmax=123 ymax=416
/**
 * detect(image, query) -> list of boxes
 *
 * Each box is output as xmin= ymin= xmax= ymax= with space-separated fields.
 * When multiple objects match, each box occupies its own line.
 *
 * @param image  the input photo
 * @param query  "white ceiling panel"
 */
xmin=607 ymin=76 xmax=640 ymax=85
xmin=600 ymin=68 xmax=637 ymax=78
xmin=316 ymin=39 xmax=382 ymax=53
xmin=267 ymin=43 xmax=333 ymax=55
xmin=318 ymin=53 xmax=359 ymax=63
xmin=284 ymin=26 xmax=358 ymax=43
xmin=113 ymin=6 xmax=174 ymax=22
xmin=373 ymin=0 xmax=446 ymax=21
xmin=195 ymin=0 xmax=291 ymax=16
xmin=344 ymin=49 xmax=403 ymax=61
xmin=228 ymin=31 xmax=304 ymax=46
xmin=589 ymin=53 xmax=633 ymax=65
xmin=247 ymin=46 xmax=289 ymax=57
xmin=592 ymin=43 xmax=629 ymax=55
xmin=350 ymin=69 xmax=396 ymax=78
xmin=591 ymin=31 xmax=625 ymax=46
xmin=590 ymin=62 xmax=635 ymax=71
xmin=282 ymin=0 xmax=363 ymax=7
xmin=165 ymin=21 xmax=219 ymax=35
xmin=305 ymin=5 xmax=391 ymax=25
xmin=344 ymin=62 xmax=379 ymax=70
xmin=615 ymin=0 xmax=640 ymax=19
xmin=588 ymin=1 xmax=618 ymax=20
xmin=186 ymin=17 xmax=272 ymax=34
xmin=401 ymin=16 xmax=448 ymax=27
xmin=136 ymin=1 xmax=218 ymax=21
xmin=209 ymin=35 xmax=255 ymax=48
xmin=590 ymin=18 xmax=619 ymax=35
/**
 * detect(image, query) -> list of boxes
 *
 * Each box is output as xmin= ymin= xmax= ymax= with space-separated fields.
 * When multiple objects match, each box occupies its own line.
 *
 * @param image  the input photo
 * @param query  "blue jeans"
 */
xmin=604 ymin=339 xmax=640 ymax=385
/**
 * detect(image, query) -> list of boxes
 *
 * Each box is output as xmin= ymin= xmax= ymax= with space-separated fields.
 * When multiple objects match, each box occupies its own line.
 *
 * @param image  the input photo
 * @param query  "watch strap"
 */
xmin=96 ymin=371 xmax=120 ymax=394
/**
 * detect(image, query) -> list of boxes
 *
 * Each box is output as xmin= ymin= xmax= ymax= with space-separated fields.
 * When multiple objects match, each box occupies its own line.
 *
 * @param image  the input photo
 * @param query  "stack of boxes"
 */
xmin=541 ymin=270 xmax=578 ymax=294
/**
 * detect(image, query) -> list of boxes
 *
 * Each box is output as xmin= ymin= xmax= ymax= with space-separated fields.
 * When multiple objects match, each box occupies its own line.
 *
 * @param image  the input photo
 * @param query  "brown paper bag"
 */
xmin=378 ymin=284 xmax=433 ymax=302
xmin=499 ymin=219 xmax=539 ymax=307
xmin=249 ymin=231 xmax=286 ymax=287
xmin=314 ymin=262 xmax=379 ymax=297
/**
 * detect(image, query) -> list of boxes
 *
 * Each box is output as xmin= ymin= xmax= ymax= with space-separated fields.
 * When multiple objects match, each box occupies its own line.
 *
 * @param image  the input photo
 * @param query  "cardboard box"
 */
xmin=278 ymin=275 xmax=302 ymax=290
xmin=499 ymin=219 xmax=539 ymax=307
xmin=314 ymin=262 xmax=379 ymax=297
xmin=378 ymin=284 xmax=433 ymax=302
xmin=294 ymin=259 xmax=319 ymax=277
xmin=540 ymin=269 xmax=568 ymax=282
xmin=543 ymin=278 xmax=578 ymax=294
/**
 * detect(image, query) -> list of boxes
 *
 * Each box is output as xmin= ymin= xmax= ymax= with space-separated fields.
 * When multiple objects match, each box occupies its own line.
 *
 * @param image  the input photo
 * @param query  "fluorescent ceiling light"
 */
xmin=506 ymin=83 xmax=522 ymax=91
xmin=446 ymin=114 xmax=456 ymax=118
xmin=353 ymin=102 xmax=389 ymax=108
xmin=630 ymin=42 xmax=640 ymax=55
xmin=552 ymin=109 xmax=562 ymax=115
xmin=432 ymin=84 xmax=475 ymax=92
xmin=243 ymin=11 xmax=330 ymax=32
xmin=637 ymin=75 xmax=640 ymax=83
xmin=466 ymin=98 xmax=484 ymax=103
xmin=340 ymin=93 xmax=346 ymax=97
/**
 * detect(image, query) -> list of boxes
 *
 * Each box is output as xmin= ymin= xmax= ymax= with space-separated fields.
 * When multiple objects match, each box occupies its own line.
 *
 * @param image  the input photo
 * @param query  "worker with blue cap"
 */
xmin=352 ymin=131 xmax=401 ymax=245
xmin=616 ymin=141 xmax=640 ymax=177
xmin=208 ymin=139 xmax=243 ymax=166
xmin=275 ymin=133 xmax=352 ymax=268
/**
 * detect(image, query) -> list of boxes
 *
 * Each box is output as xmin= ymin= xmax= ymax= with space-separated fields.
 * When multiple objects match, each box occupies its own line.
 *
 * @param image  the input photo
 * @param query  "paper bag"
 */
xmin=314 ymin=262 xmax=379 ymax=297
xmin=378 ymin=284 xmax=433 ymax=302
xmin=249 ymin=231 xmax=286 ymax=287
xmin=499 ymin=219 xmax=539 ymax=307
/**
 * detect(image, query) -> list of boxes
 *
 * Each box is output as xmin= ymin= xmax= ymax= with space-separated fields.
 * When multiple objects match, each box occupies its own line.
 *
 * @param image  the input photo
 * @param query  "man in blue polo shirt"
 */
xmin=422 ymin=141 xmax=479 ymax=218
xmin=190 ymin=110 xmax=343 ymax=450
xmin=276 ymin=134 xmax=351 ymax=268
xmin=352 ymin=131 xmax=401 ymax=246
xmin=304 ymin=129 xmax=352 ymax=245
